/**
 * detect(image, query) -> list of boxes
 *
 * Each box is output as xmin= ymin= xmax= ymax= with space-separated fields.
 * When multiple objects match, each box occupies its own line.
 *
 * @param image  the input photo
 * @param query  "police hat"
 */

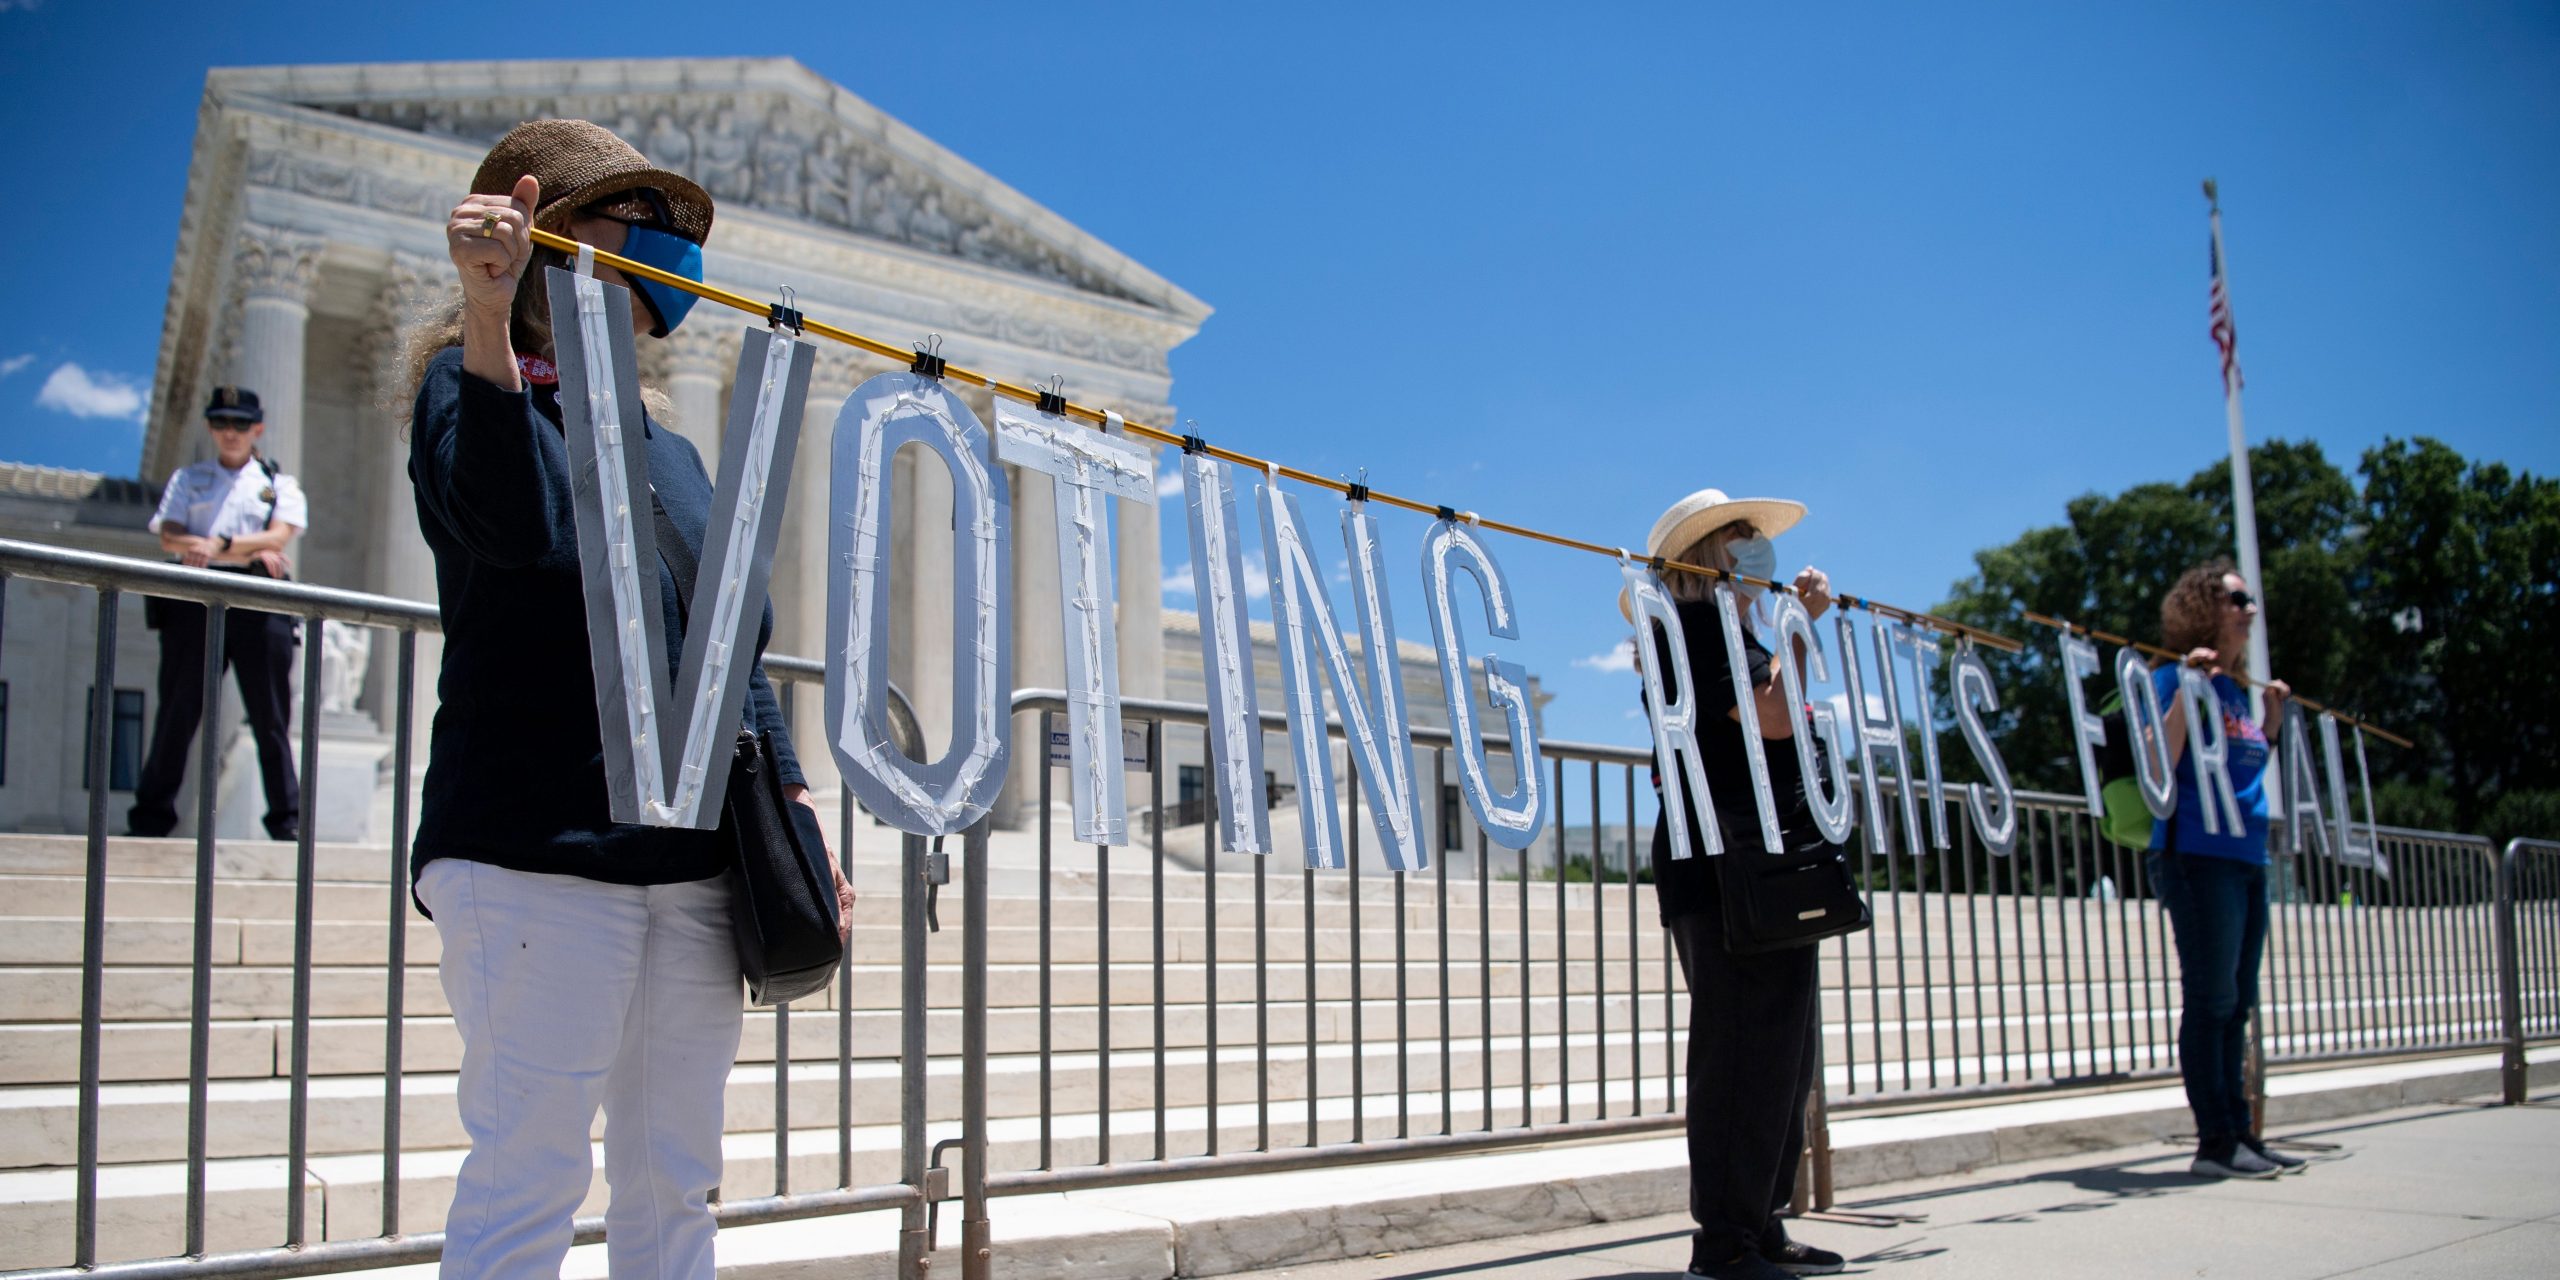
xmin=204 ymin=386 xmax=264 ymax=424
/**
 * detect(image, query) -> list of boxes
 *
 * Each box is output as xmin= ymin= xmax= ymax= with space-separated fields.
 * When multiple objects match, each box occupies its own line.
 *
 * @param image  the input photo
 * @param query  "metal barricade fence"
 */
xmin=2500 ymin=839 xmax=2560 ymax=1104
xmin=3 ymin=537 xmax=2554 ymax=1280
xmin=0 ymin=539 xmax=930 ymax=1280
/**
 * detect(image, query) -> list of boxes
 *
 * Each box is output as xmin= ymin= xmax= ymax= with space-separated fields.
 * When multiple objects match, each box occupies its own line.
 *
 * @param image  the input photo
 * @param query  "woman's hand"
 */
xmin=2185 ymin=646 xmax=2221 ymax=674
xmin=1793 ymin=566 xmax=1834 ymax=620
xmin=447 ymin=175 xmax=540 ymax=316
xmin=784 ymin=784 xmax=855 ymax=944
xmin=176 ymin=536 xmax=214 ymax=568
xmin=2263 ymin=677 xmax=2291 ymax=725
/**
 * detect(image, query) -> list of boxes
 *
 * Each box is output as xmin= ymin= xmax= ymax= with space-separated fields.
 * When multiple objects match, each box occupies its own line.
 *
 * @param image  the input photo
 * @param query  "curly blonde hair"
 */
xmin=2160 ymin=557 xmax=2240 ymax=656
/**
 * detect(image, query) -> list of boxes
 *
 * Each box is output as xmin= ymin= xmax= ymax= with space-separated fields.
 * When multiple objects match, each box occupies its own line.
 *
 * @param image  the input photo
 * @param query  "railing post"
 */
xmin=899 ymin=831 xmax=932 ymax=1278
xmin=2497 ymin=840 xmax=2528 ymax=1105
xmin=1810 ymin=1031 xmax=1835 ymax=1212
xmin=75 ymin=586 xmax=119 ymax=1269
xmin=961 ymin=818 xmax=993 ymax=1280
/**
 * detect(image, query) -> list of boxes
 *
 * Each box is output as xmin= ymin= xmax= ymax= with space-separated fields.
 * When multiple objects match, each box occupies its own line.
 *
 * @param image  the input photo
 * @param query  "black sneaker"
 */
xmin=2242 ymin=1136 xmax=2309 ymax=1173
xmin=1766 ymin=1239 xmax=1847 ymax=1275
xmin=1689 ymin=1250 xmax=1794 ymax=1280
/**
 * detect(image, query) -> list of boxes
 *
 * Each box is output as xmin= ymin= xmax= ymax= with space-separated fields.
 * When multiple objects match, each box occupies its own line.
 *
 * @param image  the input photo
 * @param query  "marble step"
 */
xmin=0 ymin=1066 xmax=1689 ymax=1272
xmin=0 ymin=1027 xmax=1684 ymax=1168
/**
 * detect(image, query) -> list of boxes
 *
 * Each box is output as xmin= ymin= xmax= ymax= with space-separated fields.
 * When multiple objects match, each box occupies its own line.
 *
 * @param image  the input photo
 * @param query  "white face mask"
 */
xmin=1730 ymin=532 xmax=1776 ymax=594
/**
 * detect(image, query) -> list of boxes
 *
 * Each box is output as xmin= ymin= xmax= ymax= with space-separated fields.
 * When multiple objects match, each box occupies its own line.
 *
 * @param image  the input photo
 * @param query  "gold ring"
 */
xmin=481 ymin=213 xmax=501 ymax=237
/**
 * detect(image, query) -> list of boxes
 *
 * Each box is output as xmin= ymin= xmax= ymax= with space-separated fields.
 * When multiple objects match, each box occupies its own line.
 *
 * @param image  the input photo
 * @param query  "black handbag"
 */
xmin=1712 ymin=735 xmax=1872 ymax=954
xmin=649 ymin=490 xmax=843 ymax=1006
xmin=717 ymin=728 xmax=845 ymax=1005
xmin=1712 ymin=821 xmax=1871 ymax=954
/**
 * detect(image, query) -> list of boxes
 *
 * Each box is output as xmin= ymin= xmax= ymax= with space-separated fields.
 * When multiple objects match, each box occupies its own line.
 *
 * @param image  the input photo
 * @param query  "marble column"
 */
xmin=367 ymin=252 xmax=459 ymax=779
xmin=662 ymin=324 xmax=731 ymax=461
xmin=230 ymin=224 xmax=326 ymax=477
xmin=1115 ymin=429 xmax=1167 ymax=813
xmin=777 ymin=347 xmax=860 ymax=799
xmin=905 ymin=423 xmax=956 ymax=773
xmin=997 ymin=457 xmax=1063 ymax=830
xmin=370 ymin=251 xmax=455 ymax=607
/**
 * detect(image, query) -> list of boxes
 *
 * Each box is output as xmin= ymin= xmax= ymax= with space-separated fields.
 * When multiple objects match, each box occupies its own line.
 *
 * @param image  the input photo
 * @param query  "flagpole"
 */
xmin=2206 ymin=178 xmax=2274 ymax=714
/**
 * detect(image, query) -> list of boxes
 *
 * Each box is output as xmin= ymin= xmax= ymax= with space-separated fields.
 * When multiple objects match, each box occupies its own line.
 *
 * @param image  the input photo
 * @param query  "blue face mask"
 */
xmin=615 ymin=224 xmax=704 ymax=337
xmin=1730 ymin=532 xmax=1777 ymax=594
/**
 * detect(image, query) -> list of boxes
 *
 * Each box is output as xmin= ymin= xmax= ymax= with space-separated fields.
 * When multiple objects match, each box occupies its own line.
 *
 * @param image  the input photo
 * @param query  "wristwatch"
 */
xmin=219 ymin=535 xmax=234 ymax=553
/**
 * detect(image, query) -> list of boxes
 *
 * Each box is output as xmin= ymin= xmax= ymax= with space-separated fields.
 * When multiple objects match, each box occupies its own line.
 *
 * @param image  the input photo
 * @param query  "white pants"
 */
xmin=418 ymin=859 xmax=743 ymax=1280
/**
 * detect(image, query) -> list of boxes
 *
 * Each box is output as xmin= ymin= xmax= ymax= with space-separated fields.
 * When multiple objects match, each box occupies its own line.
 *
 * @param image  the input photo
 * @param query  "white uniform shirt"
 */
xmin=149 ymin=457 xmax=310 ymax=540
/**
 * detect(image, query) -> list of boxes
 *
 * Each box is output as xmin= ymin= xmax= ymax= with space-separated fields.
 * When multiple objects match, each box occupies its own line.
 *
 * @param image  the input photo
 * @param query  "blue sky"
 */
xmin=0 ymin=2 xmax=2553 ymax=752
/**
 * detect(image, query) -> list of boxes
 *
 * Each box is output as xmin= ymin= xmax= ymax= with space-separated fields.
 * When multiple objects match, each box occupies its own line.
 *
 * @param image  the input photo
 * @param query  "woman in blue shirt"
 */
xmin=2148 ymin=558 xmax=2301 ymax=1180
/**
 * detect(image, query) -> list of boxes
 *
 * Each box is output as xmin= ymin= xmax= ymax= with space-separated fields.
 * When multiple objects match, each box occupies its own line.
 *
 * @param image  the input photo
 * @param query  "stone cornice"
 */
xmin=204 ymin=59 xmax=1211 ymax=323
xmin=150 ymin=64 xmax=1207 ymax=471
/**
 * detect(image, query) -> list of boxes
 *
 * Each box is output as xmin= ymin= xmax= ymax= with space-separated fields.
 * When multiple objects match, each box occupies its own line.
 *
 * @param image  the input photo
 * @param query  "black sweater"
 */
xmin=408 ymin=346 xmax=804 ymax=894
xmin=1644 ymin=597 xmax=1823 ymax=922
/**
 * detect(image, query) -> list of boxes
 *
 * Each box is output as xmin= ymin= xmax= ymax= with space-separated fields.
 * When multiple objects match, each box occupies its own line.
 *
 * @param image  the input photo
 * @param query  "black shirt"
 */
xmin=1642 ymin=596 xmax=1820 ymax=922
xmin=407 ymin=347 xmax=804 ymax=895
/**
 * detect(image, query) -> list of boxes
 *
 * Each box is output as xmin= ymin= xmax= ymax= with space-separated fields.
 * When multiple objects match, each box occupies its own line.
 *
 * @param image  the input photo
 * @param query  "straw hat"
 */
xmin=1616 ymin=487 xmax=1808 ymax=622
xmin=470 ymin=119 xmax=715 ymax=244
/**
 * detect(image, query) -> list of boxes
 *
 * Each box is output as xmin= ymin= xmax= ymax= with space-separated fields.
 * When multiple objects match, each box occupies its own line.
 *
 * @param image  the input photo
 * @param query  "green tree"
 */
xmin=1933 ymin=436 xmax=2559 ymax=846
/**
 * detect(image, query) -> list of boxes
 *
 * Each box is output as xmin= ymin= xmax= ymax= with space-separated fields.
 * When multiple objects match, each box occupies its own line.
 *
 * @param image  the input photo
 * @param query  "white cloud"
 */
xmin=0 ymin=354 xmax=33 ymax=379
xmin=1574 ymin=641 xmax=1637 ymax=674
xmin=1155 ymin=467 xmax=1184 ymax=501
xmin=35 ymin=363 xmax=147 ymax=421
xmin=1162 ymin=554 xmax=1268 ymax=603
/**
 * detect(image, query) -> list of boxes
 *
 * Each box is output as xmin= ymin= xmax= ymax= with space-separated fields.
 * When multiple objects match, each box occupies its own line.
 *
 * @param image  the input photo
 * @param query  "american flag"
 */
xmin=2209 ymin=233 xmax=2243 ymax=394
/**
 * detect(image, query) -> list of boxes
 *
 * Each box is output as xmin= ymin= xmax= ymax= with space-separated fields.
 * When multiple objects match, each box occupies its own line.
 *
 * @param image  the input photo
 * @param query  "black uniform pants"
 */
xmin=129 ymin=600 xmax=301 ymax=840
xmin=1668 ymin=907 xmax=1821 ymax=1265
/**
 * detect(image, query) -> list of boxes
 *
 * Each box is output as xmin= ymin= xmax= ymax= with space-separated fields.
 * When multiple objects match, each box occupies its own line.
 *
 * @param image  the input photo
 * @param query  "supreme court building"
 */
xmin=0 ymin=58 xmax=1543 ymax=861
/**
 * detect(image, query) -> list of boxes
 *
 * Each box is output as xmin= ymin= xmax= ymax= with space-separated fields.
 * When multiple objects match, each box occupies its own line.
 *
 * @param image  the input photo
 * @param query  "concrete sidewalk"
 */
xmin=1235 ymin=1093 xmax=2560 ymax=1279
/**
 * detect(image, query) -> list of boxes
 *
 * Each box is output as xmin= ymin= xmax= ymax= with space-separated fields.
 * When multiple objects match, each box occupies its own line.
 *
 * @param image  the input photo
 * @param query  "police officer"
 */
xmin=127 ymin=386 xmax=309 ymax=841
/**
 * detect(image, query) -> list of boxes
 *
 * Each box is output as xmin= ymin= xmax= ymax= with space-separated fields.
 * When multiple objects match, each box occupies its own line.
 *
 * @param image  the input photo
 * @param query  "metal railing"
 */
xmin=2 ymin=536 xmax=2553 ymax=1280
xmin=0 ymin=538 xmax=929 ymax=1280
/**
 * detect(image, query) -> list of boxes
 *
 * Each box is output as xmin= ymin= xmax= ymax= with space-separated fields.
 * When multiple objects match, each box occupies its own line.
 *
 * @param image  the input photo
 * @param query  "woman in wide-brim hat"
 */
xmin=402 ymin=118 xmax=851 ymax=1280
xmin=1628 ymin=487 xmax=1848 ymax=1280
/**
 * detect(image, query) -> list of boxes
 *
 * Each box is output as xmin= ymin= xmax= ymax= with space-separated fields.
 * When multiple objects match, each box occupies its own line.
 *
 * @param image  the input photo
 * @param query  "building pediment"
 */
xmin=207 ymin=58 xmax=1208 ymax=321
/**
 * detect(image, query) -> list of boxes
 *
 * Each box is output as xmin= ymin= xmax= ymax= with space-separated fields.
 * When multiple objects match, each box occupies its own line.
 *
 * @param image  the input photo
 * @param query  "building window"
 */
xmin=1441 ymin=783 xmax=1466 ymax=852
xmin=1264 ymin=770 xmax=1279 ymax=811
xmin=82 ymin=688 xmax=145 ymax=792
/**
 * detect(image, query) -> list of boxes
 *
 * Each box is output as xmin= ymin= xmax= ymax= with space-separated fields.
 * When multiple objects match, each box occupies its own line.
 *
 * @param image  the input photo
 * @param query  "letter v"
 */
xmin=547 ymin=266 xmax=813 ymax=829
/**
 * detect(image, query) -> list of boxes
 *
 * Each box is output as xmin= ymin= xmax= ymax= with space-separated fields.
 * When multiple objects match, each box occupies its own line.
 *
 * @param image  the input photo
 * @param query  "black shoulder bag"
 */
xmin=650 ymin=489 xmax=844 ymax=1006
xmin=1712 ymin=723 xmax=1872 ymax=955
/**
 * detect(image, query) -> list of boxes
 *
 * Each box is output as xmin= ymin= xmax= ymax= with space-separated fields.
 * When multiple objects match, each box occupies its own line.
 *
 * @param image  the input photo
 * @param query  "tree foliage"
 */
xmin=1933 ymin=436 xmax=2558 ymax=846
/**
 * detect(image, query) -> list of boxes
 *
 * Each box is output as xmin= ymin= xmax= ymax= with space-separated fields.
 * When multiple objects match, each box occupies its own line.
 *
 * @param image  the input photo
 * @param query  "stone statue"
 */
xmin=646 ymin=111 xmax=692 ymax=171
xmin=696 ymin=102 xmax=750 ymax=203
xmin=806 ymin=129 xmax=854 ymax=228
xmin=318 ymin=621 xmax=373 ymax=718
xmin=752 ymin=106 xmax=805 ymax=215
xmin=910 ymin=189 xmax=955 ymax=251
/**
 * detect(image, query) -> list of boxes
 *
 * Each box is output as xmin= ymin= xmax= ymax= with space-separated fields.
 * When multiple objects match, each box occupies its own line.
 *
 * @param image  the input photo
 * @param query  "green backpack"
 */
xmin=2094 ymin=689 xmax=2166 ymax=851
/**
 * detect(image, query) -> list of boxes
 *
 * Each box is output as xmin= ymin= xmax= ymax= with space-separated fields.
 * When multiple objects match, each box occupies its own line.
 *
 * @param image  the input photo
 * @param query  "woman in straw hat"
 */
xmin=403 ymin=119 xmax=851 ymax=1280
xmin=1632 ymin=488 xmax=1845 ymax=1279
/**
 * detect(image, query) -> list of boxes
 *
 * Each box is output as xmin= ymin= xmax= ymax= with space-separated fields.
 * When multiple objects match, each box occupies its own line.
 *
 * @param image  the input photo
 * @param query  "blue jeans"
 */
xmin=2147 ymin=850 xmax=2269 ymax=1146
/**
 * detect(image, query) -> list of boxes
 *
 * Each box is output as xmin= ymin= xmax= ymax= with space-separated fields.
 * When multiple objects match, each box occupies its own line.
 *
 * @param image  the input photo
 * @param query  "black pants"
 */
xmin=1668 ymin=907 xmax=1821 ymax=1265
xmin=129 ymin=601 xmax=301 ymax=840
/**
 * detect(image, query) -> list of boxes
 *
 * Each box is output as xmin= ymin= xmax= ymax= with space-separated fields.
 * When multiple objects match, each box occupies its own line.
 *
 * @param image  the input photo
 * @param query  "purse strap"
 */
xmin=647 ymin=485 xmax=699 ymax=627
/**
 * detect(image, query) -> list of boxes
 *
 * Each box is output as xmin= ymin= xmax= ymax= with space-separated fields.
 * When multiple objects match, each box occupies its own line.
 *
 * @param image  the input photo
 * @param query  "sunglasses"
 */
xmin=2227 ymin=588 xmax=2256 ymax=609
